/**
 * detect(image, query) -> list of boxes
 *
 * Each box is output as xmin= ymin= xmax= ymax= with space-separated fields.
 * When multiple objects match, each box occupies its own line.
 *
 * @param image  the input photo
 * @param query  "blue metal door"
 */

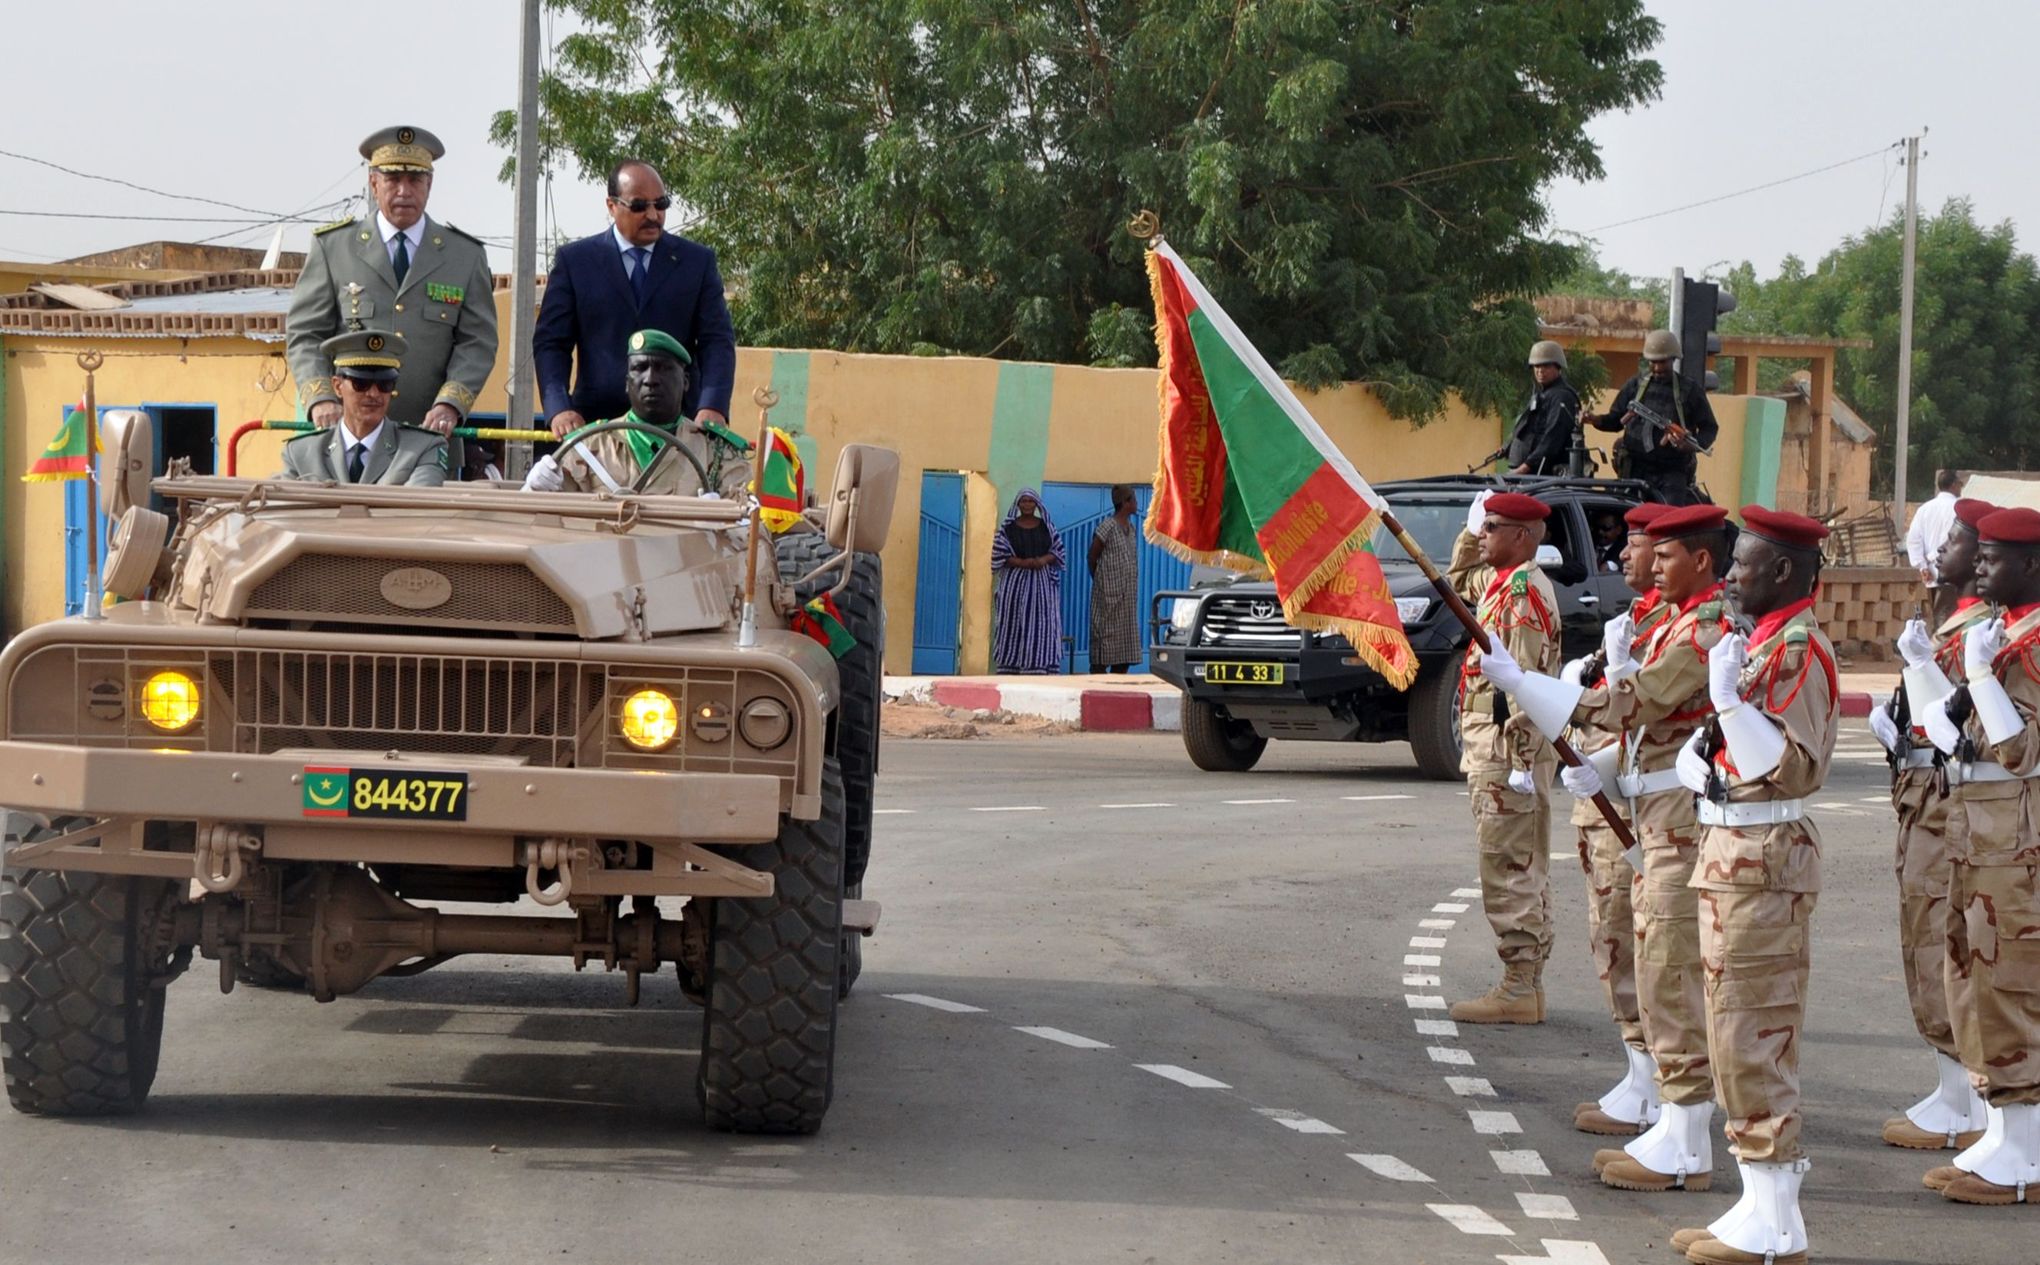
xmin=1043 ymin=483 xmax=1190 ymax=673
xmin=62 ymin=406 xmax=154 ymax=617
xmin=912 ymin=471 xmax=965 ymax=673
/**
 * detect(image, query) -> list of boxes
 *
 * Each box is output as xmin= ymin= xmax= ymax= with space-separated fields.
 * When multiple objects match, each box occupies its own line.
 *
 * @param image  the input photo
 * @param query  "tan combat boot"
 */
xmin=1448 ymin=961 xmax=1544 ymax=1024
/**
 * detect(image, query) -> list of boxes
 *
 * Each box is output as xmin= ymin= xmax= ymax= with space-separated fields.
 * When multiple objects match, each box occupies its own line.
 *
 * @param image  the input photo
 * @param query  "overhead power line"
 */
xmin=1581 ymin=142 xmax=1901 ymax=234
xmin=0 ymin=208 xmax=343 ymax=224
xmin=0 ymin=146 xmax=309 ymax=220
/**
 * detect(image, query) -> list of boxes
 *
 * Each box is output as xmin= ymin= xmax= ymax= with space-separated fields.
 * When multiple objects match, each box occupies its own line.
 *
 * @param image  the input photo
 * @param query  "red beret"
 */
xmin=1979 ymin=507 xmax=2040 ymax=545
xmin=1484 ymin=492 xmax=1551 ymax=522
xmin=1740 ymin=504 xmax=1830 ymax=549
xmin=1647 ymin=503 xmax=1729 ymax=541
xmin=1624 ymin=502 xmax=1673 ymax=533
xmin=1954 ymin=498 xmax=1999 ymax=530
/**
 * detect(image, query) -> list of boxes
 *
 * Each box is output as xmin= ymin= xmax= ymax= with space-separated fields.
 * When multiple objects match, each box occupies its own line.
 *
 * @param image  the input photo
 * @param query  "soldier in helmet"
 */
xmin=1593 ymin=329 xmax=1719 ymax=506
xmin=1506 ymin=341 xmax=1582 ymax=476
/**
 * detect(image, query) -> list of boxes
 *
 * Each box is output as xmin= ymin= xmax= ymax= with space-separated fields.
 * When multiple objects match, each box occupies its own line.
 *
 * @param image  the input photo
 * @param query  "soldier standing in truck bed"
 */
xmin=1593 ymin=329 xmax=1718 ymax=507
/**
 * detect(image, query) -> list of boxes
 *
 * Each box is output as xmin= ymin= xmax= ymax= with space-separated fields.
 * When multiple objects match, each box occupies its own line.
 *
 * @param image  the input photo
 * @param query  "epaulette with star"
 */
xmin=313 ymin=216 xmax=358 ymax=237
xmin=700 ymin=419 xmax=753 ymax=451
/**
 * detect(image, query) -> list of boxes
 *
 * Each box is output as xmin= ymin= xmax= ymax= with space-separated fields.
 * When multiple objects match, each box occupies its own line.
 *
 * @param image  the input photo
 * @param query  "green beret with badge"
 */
xmin=627 ymin=328 xmax=694 ymax=365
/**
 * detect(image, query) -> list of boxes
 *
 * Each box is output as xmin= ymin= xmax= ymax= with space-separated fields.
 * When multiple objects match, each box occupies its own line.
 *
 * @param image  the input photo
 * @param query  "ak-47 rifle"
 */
xmin=1467 ymin=445 xmax=1510 ymax=474
xmin=1623 ymin=397 xmax=1714 ymax=457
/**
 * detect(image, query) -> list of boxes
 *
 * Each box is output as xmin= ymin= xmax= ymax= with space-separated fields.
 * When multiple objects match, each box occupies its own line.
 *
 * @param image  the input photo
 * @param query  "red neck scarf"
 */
xmin=1675 ymin=581 xmax=1724 ymax=615
xmin=1751 ymin=596 xmax=1817 ymax=647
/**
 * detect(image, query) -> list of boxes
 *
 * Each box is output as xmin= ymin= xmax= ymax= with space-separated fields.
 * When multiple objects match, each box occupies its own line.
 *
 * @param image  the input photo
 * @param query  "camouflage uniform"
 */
xmin=1946 ymin=603 xmax=2040 ymax=1109
xmin=1893 ymin=599 xmax=1994 ymax=1059
xmin=1451 ymin=530 xmax=1562 ymax=965
xmin=1573 ymin=584 xmax=1732 ymax=1109
xmin=1571 ymin=588 xmax=1674 ymax=1045
xmin=1693 ymin=601 xmax=1836 ymax=1163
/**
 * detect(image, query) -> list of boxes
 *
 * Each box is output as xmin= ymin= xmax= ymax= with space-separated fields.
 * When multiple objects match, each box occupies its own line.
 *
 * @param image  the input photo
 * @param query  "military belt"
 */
xmin=1695 ymin=797 xmax=1806 ymax=828
xmin=1901 ymin=748 xmax=1940 ymax=770
xmin=1958 ymin=761 xmax=2038 ymax=783
xmin=1617 ymin=768 xmax=1686 ymax=798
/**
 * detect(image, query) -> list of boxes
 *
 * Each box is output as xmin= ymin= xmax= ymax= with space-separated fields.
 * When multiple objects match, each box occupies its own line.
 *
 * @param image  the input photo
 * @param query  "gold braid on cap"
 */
xmin=370 ymin=142 xmax=434 ymax=172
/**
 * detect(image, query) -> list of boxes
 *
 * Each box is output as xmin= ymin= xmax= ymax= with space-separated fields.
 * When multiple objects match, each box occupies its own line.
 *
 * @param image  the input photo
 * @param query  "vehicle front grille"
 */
xmin=1196 ymin=597 xmax=1303 ymax=649
xmin=242 ymin=557 xmax=577 ymax=633
xmin=209 ymin=649 xmax=591 ymax=766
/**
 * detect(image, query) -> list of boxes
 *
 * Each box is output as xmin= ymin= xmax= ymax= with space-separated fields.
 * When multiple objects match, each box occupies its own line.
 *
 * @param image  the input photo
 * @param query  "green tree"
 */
xmin=499 ymin=0 xmax=1662 ymax=422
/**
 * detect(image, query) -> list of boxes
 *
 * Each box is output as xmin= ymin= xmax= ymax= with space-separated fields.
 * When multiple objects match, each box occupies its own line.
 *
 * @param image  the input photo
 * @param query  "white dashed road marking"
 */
xmin=1222 ymin=797 xmax=1294 ymax=805
xmin=1349 ymin=1153 xmax=1434 ymax=1183
xmin=1255 ymin=1108 xmax=1344 ymax=1135
xmin=1491 ymin=1149 xmax=1551 ymax=1176
xmin=1428 ymin=1046 xmax=1476 ymax=1066
xmin=1414 ymin=1019 xmax=1458 ymax=1037
xmin=1014 ymin=1026 xmax=1112 ymax=1049
xmin=1136 ymin=1064 xmax=1230 ymax=1089
xmin=1405 ymin=953 xmax=1442 ymax=966
xmin=1427 ymin=1204 xmax=1514 ymax=1236
xmin=1445 ymin=1076 xmax=1496 ymax=1097
xmin=1515 ymin=1193 xmax=1579 ymax=1221
xmin=1343 ymin=793 xmax=1416 ymax=802
xmin=1453 ymin=886 xmax=1481 ymax=897
xmin=1420 ymin=918 xmax=1457 ymax=929
xmin=1498 ymin=1241 xmax=1615 ymax=1264
xmin=885 ymin=993 xmax=987 ymax=1014
xmin=1405 ymin=994 xmax=1447 ymax=1010
xmin=1404 ymin=973 xmax=1441 ymax=987
xmin=873 ymin=808 xmax=916 ymax=815
xmin=1432 ymin=902 xmax=1471 ymax=913
xmin=1411 ymin=936 xmax=1448 ymax=948
xmin=1099 ymin=802 xmax=1173 ymax=809
xmin=1467 ymin=1110 xmax=1522 ymax=1135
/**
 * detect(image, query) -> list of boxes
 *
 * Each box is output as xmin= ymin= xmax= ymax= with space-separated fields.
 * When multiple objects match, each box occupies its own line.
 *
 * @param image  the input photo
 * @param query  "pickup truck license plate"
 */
xmin=302 ymin=767 xmax=470 ymax=821
xmin=1205 ymin=661 xmax=1282 ymax=685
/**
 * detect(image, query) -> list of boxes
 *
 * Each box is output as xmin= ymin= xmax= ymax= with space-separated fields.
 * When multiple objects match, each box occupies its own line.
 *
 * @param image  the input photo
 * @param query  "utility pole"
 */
xmin=506 ymin=0 xmax=543 ymax=468
xmin=1892 ymin=131 xmax=1923 ymax=529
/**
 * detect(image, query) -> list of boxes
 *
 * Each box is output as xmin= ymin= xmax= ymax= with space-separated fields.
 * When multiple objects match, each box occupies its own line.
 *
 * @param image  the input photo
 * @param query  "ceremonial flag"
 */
xmin=1144 ymin=241 xmax=1418 ymax=689
xmin=753 ymin=426 xmax=805 ymax=533
xmin=22 ymin=398 xmax=98 ymax=482
xmin=792 ymin=593 xmax=855 ymax=658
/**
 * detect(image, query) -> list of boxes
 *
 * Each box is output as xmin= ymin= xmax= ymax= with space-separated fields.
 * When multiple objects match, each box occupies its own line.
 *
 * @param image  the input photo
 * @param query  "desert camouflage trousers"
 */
xmin=1699 ymin=886 xmax=1815 ymax=1163
xmin=1635 ymin=805 xmax=1713 ymax=1106
xmin=1468 ymin=761 xmax=1556 ymax=965
xmin=1947 ymin=861 xmax=2040 ymax=1106
xmin=1577 ymin=816 xmax=1644 ymax=1046
xmin=1893 ymin=769 xmax=1960 ymax=1058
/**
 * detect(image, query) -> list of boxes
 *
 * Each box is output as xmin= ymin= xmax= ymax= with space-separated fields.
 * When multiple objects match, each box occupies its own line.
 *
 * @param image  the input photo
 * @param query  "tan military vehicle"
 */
xmin=0 ymin=413 xmax=896 ymax=1135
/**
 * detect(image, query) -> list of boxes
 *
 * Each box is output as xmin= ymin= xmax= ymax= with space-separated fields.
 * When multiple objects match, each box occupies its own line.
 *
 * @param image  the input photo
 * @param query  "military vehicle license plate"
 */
xmin=301 ymin=767 xmax=469 ymax=821
xmin=1205 ymin=661 xmax=1282 ymax=685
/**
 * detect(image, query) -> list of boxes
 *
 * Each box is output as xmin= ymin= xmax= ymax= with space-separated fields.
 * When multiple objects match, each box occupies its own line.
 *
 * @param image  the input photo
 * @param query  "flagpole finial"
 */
xmin=76 ymin=350 xmax=103 ymax=373
xmin=753 ymin=386 xmax=780 ymax=414
xmin=1127 ymin=210 xmax=1161 ymax=243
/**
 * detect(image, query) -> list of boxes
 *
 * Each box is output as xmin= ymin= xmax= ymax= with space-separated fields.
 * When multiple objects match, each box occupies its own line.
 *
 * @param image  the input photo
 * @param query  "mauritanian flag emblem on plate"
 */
xmin=302 ymin=767 xmax=352 ymax=817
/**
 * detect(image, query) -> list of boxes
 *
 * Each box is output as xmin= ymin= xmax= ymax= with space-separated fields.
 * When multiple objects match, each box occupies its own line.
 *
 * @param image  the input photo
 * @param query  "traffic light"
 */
xmin=1678 ymin=277 xmax=1737 ymax=391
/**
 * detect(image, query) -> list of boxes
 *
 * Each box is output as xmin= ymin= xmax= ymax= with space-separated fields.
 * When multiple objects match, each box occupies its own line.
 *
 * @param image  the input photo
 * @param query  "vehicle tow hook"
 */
xmin=195 ymin=823 xmax=259 ymax=893
xmin=523 ymin=838 xmax=585 ymax=906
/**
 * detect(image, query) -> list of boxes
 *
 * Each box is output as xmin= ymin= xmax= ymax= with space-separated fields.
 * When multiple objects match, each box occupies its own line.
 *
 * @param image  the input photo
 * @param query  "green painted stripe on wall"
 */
xmin=1739 ymin=397 xmax=1785 ymax=509
xmin=768 ymin=350 xmax=818 ymax=470
xmin=987 ymin=362 xmax=1055 ymax=506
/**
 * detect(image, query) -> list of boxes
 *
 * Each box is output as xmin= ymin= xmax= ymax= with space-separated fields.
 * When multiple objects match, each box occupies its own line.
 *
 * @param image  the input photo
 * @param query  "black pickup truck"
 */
xmin=1147 ymin=476 xmax=1652 ymax=779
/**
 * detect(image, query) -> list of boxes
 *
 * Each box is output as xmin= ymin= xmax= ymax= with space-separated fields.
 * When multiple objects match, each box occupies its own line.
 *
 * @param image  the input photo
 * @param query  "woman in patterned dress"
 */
xmin=1087 ymin=485 xmax=1141 ymax=672
xmin=991 ymin=488 xmax=1065 ymax=674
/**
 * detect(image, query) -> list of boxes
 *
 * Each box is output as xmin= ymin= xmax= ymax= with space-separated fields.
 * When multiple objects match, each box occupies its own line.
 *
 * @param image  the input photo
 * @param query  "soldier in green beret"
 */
xmin=522 ymin=329 xmax=751 ymax=498
xmin=286 ymin=125 xmax=498 ymax=440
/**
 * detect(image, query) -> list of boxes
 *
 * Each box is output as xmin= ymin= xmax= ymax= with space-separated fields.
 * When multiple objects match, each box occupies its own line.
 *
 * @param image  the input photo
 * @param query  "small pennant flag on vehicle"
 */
xmin=1143 ymin=241 xmax=1418 ymax=689
xmin=793 ymin=593 xmax=855 ymax=658
xmin=22 ymin=398 xmax=98 ymax=482
xmin=753 ymin=426 xmax=805 ymax=533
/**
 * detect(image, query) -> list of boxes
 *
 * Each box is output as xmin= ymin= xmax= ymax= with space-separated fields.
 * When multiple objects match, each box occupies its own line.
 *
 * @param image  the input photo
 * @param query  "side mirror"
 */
xmin=826 ymin=444 xmax=899 ymax=554
xmin=99 ymin=410 xmax=155 ymax=520
xmin=1534 ymin=544 xmax=1564 ymax=569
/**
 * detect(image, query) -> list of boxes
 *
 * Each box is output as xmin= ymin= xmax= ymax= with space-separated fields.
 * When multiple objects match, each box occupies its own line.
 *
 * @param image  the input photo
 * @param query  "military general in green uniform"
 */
xmin=280 ymin=331 xmax=448 ymax=487
xmin=286 ymin=125 xmax=498 ymax=436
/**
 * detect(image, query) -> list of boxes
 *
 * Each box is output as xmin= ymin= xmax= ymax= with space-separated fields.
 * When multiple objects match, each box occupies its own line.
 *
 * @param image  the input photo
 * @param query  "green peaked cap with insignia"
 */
xmin=627 ymin=328 xmax=693 ymax=365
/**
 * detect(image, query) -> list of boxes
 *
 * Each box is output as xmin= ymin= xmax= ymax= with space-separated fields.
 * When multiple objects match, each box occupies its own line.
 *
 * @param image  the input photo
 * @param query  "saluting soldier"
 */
xmin=521 ymin=329 xmax=751 ymax=499
xmin=1668 ymin=505 xmax=1835 ymax=1265
xmin=1559 ymin=501 xmax=1675 ymax=1139
xmin=1481 ymin=502 xmax=1736 ymax=1195
xmin=1445 ymin=490 xmax=1563 ymax=1025
xmin=1868 ymin=497 xmax=1997 ymax=1153
xmin=278 ymin=331 xmax=447 ymax=486
xmin=1916 ymin=505 xmax=2040 ymax=1205
xmin=286 ymin=125 xmax=498 ymax=438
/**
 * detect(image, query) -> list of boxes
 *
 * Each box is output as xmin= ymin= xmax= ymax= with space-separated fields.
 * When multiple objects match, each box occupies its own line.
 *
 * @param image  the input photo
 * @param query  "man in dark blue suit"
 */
xmin=536 ymin=159 xmax=738 ymax=436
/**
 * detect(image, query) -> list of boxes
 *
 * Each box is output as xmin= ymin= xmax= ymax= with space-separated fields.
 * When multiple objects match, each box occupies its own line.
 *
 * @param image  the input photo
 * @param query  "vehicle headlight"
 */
xmin=1394 ymin=597 xmax=1432 ymax=626
xmin=138 ymin=670 xmax=201 ymax=733
xmin=619 ymin=688 xmax=680 ymax=751
xmin=1169 ymin=598 xmax=1198 ymax=632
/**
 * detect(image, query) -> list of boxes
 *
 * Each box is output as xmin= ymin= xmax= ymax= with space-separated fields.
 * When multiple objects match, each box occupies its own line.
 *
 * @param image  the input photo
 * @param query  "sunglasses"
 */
xmin=610 ymin=196 xmax=672 ymax=213
xmin=339 ymin=376 xmax=394 ymax=394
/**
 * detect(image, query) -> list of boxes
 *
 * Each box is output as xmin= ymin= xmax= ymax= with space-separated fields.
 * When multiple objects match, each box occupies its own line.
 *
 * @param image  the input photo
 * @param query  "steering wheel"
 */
xmin=551 ymin=419 xmax=715 ymax=494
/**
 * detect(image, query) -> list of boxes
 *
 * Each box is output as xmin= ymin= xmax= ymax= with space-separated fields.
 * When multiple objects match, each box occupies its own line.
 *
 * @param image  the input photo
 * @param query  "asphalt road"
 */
xmin=0 ymin=724 xmax=2006 ymax=1263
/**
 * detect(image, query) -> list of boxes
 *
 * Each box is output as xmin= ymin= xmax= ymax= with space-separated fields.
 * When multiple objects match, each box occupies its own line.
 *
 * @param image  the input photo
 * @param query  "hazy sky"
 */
xmin=5 ymin=1 xmax=2033 ymax=292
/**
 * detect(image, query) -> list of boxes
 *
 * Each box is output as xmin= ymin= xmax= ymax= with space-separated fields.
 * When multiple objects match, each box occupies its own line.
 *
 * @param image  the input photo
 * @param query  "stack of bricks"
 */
xmin=1815 ymin=566 xmax=1918 ymax=660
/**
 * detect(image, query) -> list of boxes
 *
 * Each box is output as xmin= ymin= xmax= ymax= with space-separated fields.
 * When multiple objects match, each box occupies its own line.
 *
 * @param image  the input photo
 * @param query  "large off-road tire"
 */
xmin=1181 ymin=698 xmax=1268 ymax=772
xmin=697 ymin=758 xmax=845 ymax=1134
xmin=0 ymin=854 xmax=179 ymax=1116
xmin=777 ymin=534 xmax=882 ymax=891
xmin=1408 ymin=647 xmax=1468 ymax=781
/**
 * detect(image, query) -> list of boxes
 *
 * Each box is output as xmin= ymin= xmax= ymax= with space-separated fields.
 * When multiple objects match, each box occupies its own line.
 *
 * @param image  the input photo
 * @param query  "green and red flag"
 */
xmin=792 ymin=592 xmax=855 ymax=658
xmin=22 ymin=398 xmax=98 ymax=482
xmin=752 ymin=425 xmax=805 ymax=533
xmin=1144 ymin=241 xmax=1418 ymax=689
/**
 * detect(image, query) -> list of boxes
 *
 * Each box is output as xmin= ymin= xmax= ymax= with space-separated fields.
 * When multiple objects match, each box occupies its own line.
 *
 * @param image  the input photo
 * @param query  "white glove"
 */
xmin=1965 ymin=618 xmax=2007 ymax=681
xmin=1560 ymin=761 xmax=1603 ymax=799
xmin=1476 ymin=639 xmax=1523 ymax=691
xmin=522 ymin=453 xmax=564 ymax=493
xmin=1603 ymin=611 xmax=1638 ymax=677
xmin=1895 ymin=618 xmax=1935 ymax=670
xmin=1676 ymin=728 xmax=1712 ymax=793
xmin=1506 ymin=768 xmax=1536 ymax=795
xmin=1560 ymin=656 xmax=1589 ymax=686
xmin=1867 ymin=706 xmax=1900 ymax=753
xmin=1922 ymin=695 xmax=1963 ymax=755
xmin=697 ymin=490 xmax=721 ymax=500
xmin=1708 ymin=633 xmax=1748 ymax=713
xmin=1465 ymin=488 xmax=1494 ymax=537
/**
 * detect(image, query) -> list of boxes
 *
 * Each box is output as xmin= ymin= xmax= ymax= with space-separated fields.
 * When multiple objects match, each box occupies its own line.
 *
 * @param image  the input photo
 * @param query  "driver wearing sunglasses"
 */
xmin=280 ymin=330 xmax=448 ymax=486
